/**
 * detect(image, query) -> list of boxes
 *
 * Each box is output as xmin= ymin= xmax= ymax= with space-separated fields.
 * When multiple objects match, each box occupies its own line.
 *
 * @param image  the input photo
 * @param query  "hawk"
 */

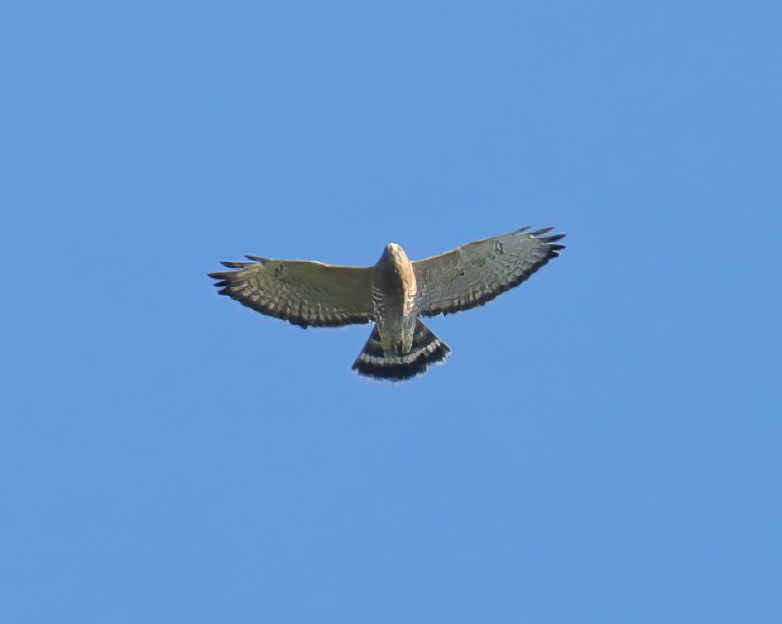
xmin=209 ymin=226 xmax=565 ymax=381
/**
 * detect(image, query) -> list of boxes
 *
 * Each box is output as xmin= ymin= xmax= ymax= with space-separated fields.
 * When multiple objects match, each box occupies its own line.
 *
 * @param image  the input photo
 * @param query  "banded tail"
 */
xmin=352 ymin=320 xmax=451 ymax=381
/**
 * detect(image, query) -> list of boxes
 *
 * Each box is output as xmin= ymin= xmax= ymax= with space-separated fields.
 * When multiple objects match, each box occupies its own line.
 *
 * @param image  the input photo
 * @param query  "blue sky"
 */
xmin=2 ymin=2 xmax=780 ymax=622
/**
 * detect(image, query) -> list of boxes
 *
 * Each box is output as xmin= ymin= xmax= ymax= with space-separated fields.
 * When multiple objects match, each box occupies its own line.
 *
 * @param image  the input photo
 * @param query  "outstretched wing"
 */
xmin=209 ymin=256 xmax=375 ymax=328
xmin=413 ymin=227 xmax=565 ymax=316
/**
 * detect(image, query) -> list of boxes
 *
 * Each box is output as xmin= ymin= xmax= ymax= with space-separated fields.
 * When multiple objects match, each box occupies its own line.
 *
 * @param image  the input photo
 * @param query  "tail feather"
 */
xmin=352 ymin=320 xmax=450 ymax=381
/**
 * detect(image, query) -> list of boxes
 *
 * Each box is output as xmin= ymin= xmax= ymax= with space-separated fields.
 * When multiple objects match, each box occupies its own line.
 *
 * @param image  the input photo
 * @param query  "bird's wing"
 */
xmin=412 ymin=227 xmax=565 ymax=316
xmin=209 ymin=256 xmax=375 ymax=328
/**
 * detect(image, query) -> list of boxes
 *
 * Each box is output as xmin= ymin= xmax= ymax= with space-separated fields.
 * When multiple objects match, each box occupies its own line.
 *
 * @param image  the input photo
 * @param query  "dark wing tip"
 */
xmin=207 ymin=272 xmax=232 ymax=293
xmin=530 ymin=229 xmax=566 ymax=255
xmin=528 ymin=226 xmax=555 ymax=236
xmin=538 ymin=233 xmax=566 ymax=244
xmin=220 ymin=260 xmax=251 ymax=269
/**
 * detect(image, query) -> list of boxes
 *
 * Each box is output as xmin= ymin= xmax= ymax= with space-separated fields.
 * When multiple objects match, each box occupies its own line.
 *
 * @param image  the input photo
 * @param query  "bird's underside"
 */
xmin=209 ymin=226 xmax=565 ymax=381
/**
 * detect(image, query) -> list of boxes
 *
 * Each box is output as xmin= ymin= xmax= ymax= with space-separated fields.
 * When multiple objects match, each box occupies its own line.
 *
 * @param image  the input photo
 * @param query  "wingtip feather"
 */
xmin=528 ymin=226 xmax=555 ymax=236
xmin=220 ymin=260 xmax=249 ymax=269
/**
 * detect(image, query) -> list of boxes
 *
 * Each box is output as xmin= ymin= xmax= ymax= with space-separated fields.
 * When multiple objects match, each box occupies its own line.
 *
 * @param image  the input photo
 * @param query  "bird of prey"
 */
xmin=209 ymin=226 xmax=565 ymax=381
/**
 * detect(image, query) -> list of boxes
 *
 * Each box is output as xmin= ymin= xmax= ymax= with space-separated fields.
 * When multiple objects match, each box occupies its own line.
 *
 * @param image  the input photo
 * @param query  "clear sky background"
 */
xmin=2 ymin=2 xmax=780 ymax=623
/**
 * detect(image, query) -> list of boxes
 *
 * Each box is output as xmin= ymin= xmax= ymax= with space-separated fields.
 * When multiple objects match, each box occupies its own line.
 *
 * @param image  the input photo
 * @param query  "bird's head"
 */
xmin=383 ymin=243 xmax=407 ymax=261
xmin=378 ymin=243 xmax=412 ymax=278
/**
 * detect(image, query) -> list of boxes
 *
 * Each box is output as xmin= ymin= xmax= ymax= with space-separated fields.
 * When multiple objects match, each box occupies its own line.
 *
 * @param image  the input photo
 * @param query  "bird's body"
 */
xmin=210 ymin=226 xmax=565 ymax=380
xmin=373 ymin=244 xmax=417 ymax=355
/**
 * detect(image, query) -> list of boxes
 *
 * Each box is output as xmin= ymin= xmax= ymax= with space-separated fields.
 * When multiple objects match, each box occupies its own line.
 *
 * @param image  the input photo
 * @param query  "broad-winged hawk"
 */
xmin=209 ymin=226 xmax=565 ymax=380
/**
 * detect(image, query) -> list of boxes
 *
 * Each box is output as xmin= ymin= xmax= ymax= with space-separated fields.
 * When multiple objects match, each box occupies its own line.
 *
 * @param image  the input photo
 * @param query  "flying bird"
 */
xmin=209 ymin=226 xmax=565 ymax=381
